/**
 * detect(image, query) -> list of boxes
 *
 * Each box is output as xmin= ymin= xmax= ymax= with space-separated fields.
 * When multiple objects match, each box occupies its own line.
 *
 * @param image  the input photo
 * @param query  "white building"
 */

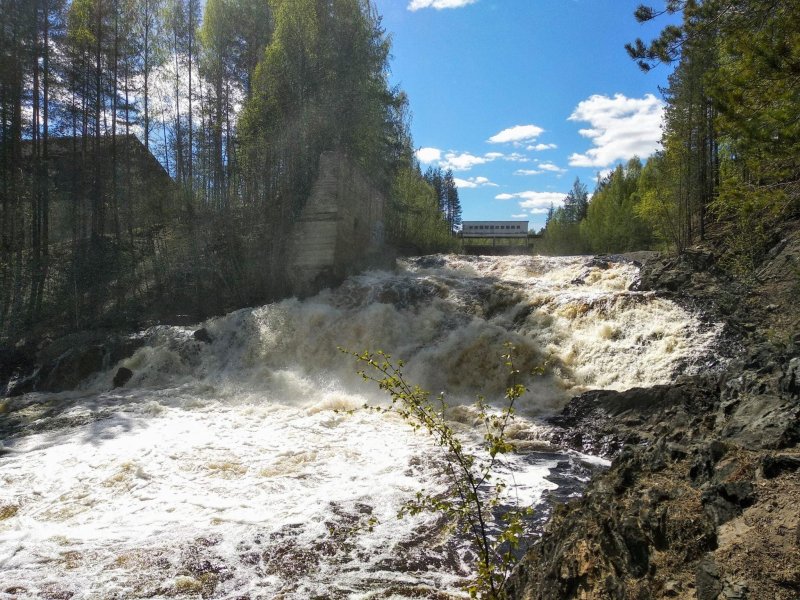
xmin=461 ymin=221 xmax=529 ymax=237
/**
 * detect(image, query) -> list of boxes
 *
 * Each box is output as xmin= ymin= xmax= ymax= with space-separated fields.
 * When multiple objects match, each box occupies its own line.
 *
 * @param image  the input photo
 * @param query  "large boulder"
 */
xmin=4 ymin=331 xmax=145 ymax=395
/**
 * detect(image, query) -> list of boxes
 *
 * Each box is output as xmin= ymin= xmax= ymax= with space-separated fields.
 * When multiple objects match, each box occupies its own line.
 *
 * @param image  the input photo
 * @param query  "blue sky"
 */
xmin=371 ymin=0 xmax=678 ymax=230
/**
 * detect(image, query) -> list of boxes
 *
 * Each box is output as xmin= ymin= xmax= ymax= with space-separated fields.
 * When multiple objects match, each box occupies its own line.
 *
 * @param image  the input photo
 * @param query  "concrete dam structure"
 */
xmin=286 ymin=151 xmax=387 ymax=297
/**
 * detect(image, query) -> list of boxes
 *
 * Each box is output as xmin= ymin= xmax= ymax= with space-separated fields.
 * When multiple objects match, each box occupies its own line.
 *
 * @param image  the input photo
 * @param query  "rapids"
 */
xmin=0 ymin=255 xmax=722 ymax=599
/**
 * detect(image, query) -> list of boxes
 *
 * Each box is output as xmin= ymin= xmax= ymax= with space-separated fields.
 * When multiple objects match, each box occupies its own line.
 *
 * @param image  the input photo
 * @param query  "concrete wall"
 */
xmin=286 ymin=151 xmax=386 ymax=296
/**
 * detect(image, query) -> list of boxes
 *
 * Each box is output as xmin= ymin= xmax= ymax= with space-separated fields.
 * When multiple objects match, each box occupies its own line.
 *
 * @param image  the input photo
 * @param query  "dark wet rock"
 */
xmin=410 ymin=255 xmax=447 ymax=269
xmin=718 ymin=393 xmax=800 ymax=449
xmin=3 ymin=331 xmax=145 ymax=395
xmin=639 ymin=255 xmax=694 ymax=292
xmin=39 ymin=345 xmax=106 ymax=392
xmin=702 ymin=481 xmax=755 ymax=526
xmin=548 ymin=378 xmax=719 ymax=457
xmin=760 ymin=454 xmax=800 ymax=478
xmin=113 ymin=367 xmax=134 ymax=388
xmin=5 ymin=372 xmax=37 ymax=397
xmin=373 ymin=277 xmax=449 ymax=308
xmin=696 ymin=555 xmax=723 ymax=600
xmin=193 ymin=327 xmax=214 ymax=344
xmin=1 ymin=343 xmax=38 ymax=396
xmin=689 ymin=440 xmax=731 ymax=482
xmin=0 ymin=344 xmax=35 ymax=386
xmin=780 ymin=357 xmax=800 ymax=397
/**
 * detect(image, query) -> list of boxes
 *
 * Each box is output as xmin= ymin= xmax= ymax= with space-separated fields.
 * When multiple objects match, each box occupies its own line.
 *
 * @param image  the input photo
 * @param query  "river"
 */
xmin=0 ymin=255 xmax=721 ymax=599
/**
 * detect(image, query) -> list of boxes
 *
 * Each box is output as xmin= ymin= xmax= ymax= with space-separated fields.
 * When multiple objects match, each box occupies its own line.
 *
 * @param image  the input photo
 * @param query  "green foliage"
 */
xmin=539 ymin=216 xmax=584 ymax=256
xmin=635 ymin=152 xmax=689 ymax=251
xmin=710 ymin=154 xmax=788 ymax=278
xmin=538 ymin=171 xmax=659 ymax=257
xmin=67 ymin=0 xmax=97 ymax=47
xmin=627 ymin=0 xmax=800 ymax=266
xmin=418 ymin=165 xmax=462 ymax=239
xmin=708 ymin=1 xmax=800 ymax=183
xmin=442 ymin=168 xmax=463 ymax=233
xmin=538 ymin=177 xmax=591 ymax=256
xmin=240 ymin=0 xmax=403 ymax=206
xmin=387 ymin=165 xmax=458 ymax=254
xmin=580 ymin=158 xmax=653 ymax=254
xmin=0 ymin=0 xmax=436 ymax=342
xmin=343 ymin=344 xmax=535 ymax=599
xmin=563 ymin=177 xmax=589 ymax=224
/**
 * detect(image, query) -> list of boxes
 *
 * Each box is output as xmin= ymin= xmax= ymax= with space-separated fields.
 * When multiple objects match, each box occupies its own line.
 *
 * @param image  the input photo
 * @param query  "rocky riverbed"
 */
xmin=508 ymin=223 xmax=800 ymax=599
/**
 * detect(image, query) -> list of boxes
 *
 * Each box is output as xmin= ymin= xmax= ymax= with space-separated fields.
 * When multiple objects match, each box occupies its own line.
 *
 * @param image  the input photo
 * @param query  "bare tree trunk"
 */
xmin=173 ymin=24 xmax=183 ymax=185
xmin=93 ymin=0 xmax=105 ymax=240
xmin=28 ymin=0 xmax=41 ymax=324
xmin=35 ymin=0 xmax=51 ymax=319
xmin=187 ymin=0 xmax=194 ymax=196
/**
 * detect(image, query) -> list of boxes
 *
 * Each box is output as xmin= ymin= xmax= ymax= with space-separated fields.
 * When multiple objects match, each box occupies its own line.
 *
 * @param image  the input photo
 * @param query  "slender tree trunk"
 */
xmin=215 ymin=73 xmax=224 ymax=208
xmin=187 ymin=0 xmax=194 ymax=195
xmin=124 ymin=61 xmax=134 ymax=245
xmin=36 ymin=0 xmax=51 ymax=318
xmin=173 ymin=24 xmax=183 ymax=184
xmin=28 ymin=0 xmax=41 ymax=324
xmin=143 ymin=0 xmax=151 ymax=151
xmin=93 ymin=0 xmax=105 ymax=239
xmin=112 ymin=6 xmax=121 ymax=241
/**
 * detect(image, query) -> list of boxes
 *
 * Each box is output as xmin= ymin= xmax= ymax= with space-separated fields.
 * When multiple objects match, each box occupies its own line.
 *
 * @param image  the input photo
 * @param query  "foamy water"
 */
xmin=0 ymin=255 xmax=721 ymax=599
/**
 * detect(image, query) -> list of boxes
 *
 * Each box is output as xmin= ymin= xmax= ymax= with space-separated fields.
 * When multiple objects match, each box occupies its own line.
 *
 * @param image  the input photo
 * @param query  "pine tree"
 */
xmin=562 ymin=177 xmax=588 ymax=224
xmin=443 ymin=168 xmax=461 ymax=233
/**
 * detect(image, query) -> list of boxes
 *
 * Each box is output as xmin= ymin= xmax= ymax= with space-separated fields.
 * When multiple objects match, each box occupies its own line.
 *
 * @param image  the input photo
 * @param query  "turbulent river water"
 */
xmin=0 ymin=255 xmax=722 ymax=599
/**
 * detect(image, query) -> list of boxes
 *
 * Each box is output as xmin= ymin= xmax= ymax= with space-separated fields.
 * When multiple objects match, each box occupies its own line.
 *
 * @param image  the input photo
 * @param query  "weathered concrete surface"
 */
xmin=286 ymin=151 xmax=387 ymax=297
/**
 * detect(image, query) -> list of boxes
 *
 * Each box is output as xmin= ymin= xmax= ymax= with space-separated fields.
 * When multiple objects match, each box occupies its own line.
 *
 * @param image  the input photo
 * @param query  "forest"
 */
xmin=0 ymin=0 xmax=460 ymax=344
xmin=540 ymin=0 xmax=799 ymax=271
xmin=3 ymin=0 xmax=799 ymax=344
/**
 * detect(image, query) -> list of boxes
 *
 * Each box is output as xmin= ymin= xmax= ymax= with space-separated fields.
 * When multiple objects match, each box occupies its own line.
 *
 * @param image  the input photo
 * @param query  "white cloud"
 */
xmin=515 ymin=161 xmax=564 ymax=175
xmin=441 ymin=152 xmax=489 ymax=171
xmin=511 ymin=214 xmax=528 ymax=219
xmin=485 ymin=151 xmax=529 ymax=163
xmin=528 ymin=143 xmax=557 ymax=151
xmin=568 ymin=93 xmax=664 ymax=168
xmin=417 ymin=148 xmax=531 ymax=172
xmin=416 ymin=147 xmax=442 ymax=164
xmin=495 ymin=190 xmax=567 ymax=215
xmin=538 ymin=162 xmax=567 ymax=173
xmin=488 ymin=124 xmax=544 ymax=145
xmin=454 ymin=176 xmax=498 ymax=189
xmin=408 ymin=0 xmax=477 ymax=10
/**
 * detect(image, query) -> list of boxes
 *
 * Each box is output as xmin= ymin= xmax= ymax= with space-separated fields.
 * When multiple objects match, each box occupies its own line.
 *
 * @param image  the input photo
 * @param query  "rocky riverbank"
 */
xmin=509 ymin=224 xmax=800 ymax=599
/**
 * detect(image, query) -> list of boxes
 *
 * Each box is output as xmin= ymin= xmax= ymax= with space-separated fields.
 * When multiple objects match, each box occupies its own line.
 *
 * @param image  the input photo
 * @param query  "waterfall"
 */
xmin=0 ymin=255 xmax=721 ymax=599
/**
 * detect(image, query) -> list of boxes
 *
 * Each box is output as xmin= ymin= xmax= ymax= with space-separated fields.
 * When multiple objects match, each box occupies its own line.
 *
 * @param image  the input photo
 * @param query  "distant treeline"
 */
xmin=540 ymin=0 xmax=799 ymax=268
xmin=0 ymin=0 xmax=458 ymax=343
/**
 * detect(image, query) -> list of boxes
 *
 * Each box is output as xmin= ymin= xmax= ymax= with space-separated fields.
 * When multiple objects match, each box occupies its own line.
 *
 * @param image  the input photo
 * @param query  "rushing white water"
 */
xmin=0 ymin=255 xmax=721 ymax=599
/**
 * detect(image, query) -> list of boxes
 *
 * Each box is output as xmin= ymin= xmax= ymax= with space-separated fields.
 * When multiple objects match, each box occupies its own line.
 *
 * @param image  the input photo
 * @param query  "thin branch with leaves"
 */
xmin=340 ymin=342 xmax=538 ymax=599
